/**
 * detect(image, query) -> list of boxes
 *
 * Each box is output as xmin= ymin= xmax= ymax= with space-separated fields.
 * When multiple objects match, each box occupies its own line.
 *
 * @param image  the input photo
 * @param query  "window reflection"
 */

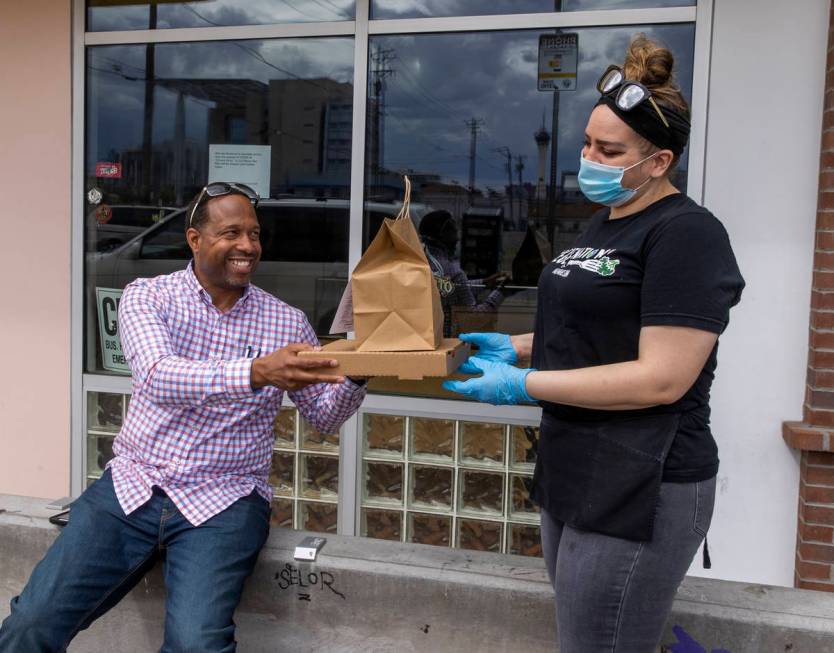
xmin=371 ymin=0 xmax=693 ymax=20
xmin=363 ymin=26 xmax=694 ymax=342
xmin=87 ymin=0 xmax=356 ymax=32
xmin=84 ymin=37 xmax=354 ymax=374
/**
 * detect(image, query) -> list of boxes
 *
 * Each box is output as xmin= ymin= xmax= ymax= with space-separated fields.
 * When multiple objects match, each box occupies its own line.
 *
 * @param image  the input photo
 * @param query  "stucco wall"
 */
xmin=0 ymin=1 xmax=72 ymax=498
xmin=699 ymin=0 xmax=829 ymax=586
xmin=0 ymin=0 xmax=829 ymax=589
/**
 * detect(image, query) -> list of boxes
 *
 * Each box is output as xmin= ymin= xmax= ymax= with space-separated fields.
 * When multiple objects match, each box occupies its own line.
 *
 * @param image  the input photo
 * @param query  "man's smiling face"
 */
xmin=187 ymin=193 xmax=262 ymax=294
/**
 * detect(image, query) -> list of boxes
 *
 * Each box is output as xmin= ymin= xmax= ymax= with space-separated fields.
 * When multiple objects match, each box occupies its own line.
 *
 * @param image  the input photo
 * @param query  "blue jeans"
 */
xmin=0 ymin=469 xmax=270 ymax=653
xmin=540 ymin=478 xmax=716 ymax=653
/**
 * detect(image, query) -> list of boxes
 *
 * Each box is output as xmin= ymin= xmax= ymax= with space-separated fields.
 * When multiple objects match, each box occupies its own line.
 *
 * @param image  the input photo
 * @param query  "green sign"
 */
xmin=96 ymin=287 xmax=129 ymax=374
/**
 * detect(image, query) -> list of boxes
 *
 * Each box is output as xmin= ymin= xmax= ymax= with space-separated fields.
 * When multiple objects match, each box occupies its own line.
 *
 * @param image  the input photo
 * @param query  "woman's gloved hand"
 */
xmin=442 ymin=357 xmax=535 ymax=405
xmin=458 ymin=332 xmax=517 ymax=365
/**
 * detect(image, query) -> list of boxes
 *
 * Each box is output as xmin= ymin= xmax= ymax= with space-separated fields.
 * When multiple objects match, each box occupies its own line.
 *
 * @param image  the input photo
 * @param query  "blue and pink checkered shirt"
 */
xmin=109 ymin=263 xmax=366 ymax=526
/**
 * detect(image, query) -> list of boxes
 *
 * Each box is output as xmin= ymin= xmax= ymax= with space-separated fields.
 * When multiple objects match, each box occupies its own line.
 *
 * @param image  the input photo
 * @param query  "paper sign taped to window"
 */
xmin=208 ymin=144 xmax=271 ymax=199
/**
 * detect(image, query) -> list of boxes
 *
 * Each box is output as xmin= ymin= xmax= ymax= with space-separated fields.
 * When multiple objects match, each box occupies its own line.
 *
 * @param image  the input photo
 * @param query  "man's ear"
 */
xmin=186 ymin=227 xmax=200 ymax=256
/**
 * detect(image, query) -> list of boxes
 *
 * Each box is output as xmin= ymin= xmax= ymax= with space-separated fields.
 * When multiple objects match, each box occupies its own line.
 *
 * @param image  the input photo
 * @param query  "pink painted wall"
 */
xmin=0 ymin=1 xmax=71 ymax=497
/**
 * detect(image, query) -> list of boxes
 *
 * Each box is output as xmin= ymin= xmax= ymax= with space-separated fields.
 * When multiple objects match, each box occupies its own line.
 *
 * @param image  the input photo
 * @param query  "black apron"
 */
xmin=532 ymin=411 xmax=680 ymax=542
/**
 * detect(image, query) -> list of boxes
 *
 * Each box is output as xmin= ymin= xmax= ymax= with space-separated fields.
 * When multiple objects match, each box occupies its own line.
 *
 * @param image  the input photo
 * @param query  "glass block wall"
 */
xmin=271 ymin=405 xmax=340 ymax=534
xmin=85 ymin=392 xmax=339 ymax=536
xmin=360 ymin=412 xmax=542 ymax=557
xmin=85 ymin=394 xmax=542 ymax=553
xmin=86 ymin=391 xmax=125 ymax=487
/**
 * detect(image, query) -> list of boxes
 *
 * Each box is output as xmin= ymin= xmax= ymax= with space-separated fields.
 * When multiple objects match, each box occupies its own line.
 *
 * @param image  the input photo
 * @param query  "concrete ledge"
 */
xmin=2 ymin=495 xmax=834 ymax=652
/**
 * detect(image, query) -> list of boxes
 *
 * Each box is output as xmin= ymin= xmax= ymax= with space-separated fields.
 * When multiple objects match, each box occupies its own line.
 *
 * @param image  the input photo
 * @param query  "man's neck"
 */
xmin=210 ymin=289 xmax=243 ymax=313
xmin=193 ymin=268 xmax=244 ymax=313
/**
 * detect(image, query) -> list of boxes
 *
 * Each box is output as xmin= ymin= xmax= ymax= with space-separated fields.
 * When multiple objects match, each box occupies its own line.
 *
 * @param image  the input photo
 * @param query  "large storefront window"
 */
xmin=371 ymin=0 xmax=694 ymax=20
xmin=78 ymin=2 xmax=703 ymax=542
xmin=84 ymin=37 xmax=355 ymax=375
xmin=363 ymin=24 xmax=695 ymax=347
xmin=87 ymin=0 xmax=356 ymax=31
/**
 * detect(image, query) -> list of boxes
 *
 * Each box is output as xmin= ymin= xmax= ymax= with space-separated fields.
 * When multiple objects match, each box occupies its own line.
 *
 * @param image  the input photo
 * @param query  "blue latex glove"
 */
xmin=443 ymin=356 xmax=535 ymax=405
xmin=458 ymin=332 xmax=517 ymax=365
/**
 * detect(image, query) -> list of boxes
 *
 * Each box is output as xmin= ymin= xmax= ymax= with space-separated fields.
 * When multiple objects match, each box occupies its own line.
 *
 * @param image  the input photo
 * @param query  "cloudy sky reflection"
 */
xmin=371 ymin=0 xmax=693 ymax=19
xmin=87 ymin=37 xmax=355 ymax=163
xmin=88 ymin=0 xmax=693 ymax=29
xmin=88 ymin=0 xmax=355 ymax=31
xmin=86 ymin=22 xmax=694 ymax=201
xmin=372 ymin=24 xmax=694 ymax=191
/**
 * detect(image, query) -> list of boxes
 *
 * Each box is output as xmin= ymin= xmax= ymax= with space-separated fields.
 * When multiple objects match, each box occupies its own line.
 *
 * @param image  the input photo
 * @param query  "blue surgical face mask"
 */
xmin=577 ymin=152 xmax=658 ymax=207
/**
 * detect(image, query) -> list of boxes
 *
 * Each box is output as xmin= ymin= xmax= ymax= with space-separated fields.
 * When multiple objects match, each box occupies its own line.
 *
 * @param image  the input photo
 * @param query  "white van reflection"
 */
xmin=92 ymin=198 xmax=427 ymax=334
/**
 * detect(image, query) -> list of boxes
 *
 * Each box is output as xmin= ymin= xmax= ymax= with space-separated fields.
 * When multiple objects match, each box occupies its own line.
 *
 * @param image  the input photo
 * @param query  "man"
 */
xmin=418 ymin=209 xmax=506 ymax=337
xmin=0 ymin=182 xmax=367 ymax=652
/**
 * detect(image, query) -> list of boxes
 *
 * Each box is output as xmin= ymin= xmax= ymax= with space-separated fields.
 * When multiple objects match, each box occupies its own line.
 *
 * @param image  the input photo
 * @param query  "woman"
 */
xmin=444 ymin=36 xmax=744 ymax=653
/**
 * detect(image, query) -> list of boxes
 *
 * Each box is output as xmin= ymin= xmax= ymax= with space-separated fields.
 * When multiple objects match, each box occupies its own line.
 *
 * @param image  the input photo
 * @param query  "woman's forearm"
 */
xmin=525 ymin=360 xmax=678 ymax=410
xmin=521 ymin=326 xmax=717 ymax=410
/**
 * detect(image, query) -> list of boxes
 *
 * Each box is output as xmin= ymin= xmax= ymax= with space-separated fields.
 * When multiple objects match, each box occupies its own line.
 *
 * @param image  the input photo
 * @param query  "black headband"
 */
xmin=596 ymin=94 xmax=690 ymax=155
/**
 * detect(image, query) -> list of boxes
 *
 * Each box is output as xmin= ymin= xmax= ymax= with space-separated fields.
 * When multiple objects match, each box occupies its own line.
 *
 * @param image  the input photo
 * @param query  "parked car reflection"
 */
xmin=86 ymin=204 xmax=177 ymax=253
xmin=90 ymin=198 xmax=426 ymax=335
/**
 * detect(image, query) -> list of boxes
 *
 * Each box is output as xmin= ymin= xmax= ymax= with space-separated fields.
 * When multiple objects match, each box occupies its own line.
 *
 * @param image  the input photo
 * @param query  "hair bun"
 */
xmin=623 ymin=34 xmax=674 ymax=88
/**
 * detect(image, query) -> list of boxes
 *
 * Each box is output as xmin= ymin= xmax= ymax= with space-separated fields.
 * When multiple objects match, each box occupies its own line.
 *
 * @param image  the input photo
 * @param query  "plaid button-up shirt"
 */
xmin=109 ymin=263 xmax=366 ymax=526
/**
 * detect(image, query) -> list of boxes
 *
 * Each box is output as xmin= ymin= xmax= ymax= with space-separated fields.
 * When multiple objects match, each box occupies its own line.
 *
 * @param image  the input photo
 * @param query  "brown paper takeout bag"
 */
xmin=351 ymin=176 xmax=444 ymax=352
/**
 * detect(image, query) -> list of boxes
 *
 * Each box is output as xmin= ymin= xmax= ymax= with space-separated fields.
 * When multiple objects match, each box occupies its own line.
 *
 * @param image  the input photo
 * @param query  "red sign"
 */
xmin=95 ymin=162 xmax=122 ymax=178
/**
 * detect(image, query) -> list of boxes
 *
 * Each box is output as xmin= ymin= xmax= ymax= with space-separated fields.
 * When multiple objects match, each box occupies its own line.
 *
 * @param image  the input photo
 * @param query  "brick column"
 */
xmin=782 ymin=0 xmax=834 ymax=594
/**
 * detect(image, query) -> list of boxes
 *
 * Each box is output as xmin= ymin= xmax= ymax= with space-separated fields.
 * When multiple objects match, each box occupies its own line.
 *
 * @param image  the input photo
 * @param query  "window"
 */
xmin=84 ymin=37 xmax=355 ymax=375
xmin=371 ymin=0 xmax=694 ymax=19
xmin=86 ymin=205 xmax=177 ymax=253
xmin=258 ymin=204 xmax=348 ymax=263
xmin=139 ymin=212 xmax=189 ymax=259
xmin=87 ymin=0 xmax=356 ymax=31
xmin=78 ymin=2 xmax=705 ymax=545
xmin=363 ymin=25 xmax=695 ymax=348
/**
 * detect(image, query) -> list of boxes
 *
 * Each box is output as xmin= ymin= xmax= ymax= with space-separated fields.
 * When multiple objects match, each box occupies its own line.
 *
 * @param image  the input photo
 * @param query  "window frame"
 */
xmin=70 ymin=0 xmax=716 ymax=543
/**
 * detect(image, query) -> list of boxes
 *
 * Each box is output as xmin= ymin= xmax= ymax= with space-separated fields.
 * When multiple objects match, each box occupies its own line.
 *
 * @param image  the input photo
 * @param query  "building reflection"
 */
xmin=100 ymin=75 xmax=354 ymax=206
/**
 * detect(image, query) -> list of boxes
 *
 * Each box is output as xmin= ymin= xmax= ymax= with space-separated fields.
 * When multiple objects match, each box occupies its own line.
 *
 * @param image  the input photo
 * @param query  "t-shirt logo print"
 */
xmin=568 ymin=255 xmax=620 ymax=276
xmin=554 ymin=247 xmax=620 ymax=277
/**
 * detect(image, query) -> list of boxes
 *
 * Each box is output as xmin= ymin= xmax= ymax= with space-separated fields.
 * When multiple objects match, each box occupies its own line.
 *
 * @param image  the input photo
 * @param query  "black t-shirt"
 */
xmin=531 ymin=193 xmax=744 ymax=482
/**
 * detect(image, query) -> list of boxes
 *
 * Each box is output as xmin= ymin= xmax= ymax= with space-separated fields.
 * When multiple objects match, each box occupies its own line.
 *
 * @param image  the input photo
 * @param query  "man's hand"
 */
xmin=251 ymin=343 xmax=345 ymax=391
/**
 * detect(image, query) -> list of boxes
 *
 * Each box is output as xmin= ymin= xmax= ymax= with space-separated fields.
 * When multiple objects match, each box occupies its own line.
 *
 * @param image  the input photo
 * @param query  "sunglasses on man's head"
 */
xmin=188 ymin=182 xmax=260 ymax=228
xmin=597 ymin=65 xmax=671 ymax=129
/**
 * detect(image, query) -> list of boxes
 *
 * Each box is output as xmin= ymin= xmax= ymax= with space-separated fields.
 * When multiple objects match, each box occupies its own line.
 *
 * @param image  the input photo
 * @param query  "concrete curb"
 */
xmin=1 ymin=495 xmax=833 ymax=652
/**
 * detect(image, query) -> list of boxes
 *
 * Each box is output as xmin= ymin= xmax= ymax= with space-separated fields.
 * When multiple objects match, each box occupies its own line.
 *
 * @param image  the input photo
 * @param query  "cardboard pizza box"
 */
xmin=299 ymin=338 xmax=469 ymax=380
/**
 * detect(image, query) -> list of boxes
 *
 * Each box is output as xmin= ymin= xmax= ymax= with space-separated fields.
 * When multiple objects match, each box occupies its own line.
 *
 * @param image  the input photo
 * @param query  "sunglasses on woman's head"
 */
xmin=188 ymin=182 xmax=260 ymax=228
xmin=597 ymin=65 xmax=671 ymax=129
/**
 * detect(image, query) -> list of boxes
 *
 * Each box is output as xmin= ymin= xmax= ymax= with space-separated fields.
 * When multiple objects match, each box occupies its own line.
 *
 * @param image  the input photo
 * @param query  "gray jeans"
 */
xmin=540 ymin=477 xmax=716 ymax=653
